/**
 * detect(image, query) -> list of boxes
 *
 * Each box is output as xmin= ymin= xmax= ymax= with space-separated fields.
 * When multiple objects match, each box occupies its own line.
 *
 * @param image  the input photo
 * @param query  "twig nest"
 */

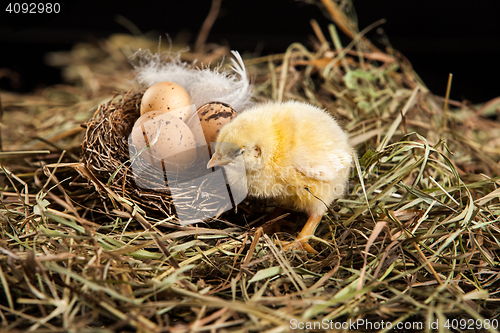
xmin=81 ymin=92 xmax=177 ymax=215
xmin=80 ymin=91 xmax=242 ymax=220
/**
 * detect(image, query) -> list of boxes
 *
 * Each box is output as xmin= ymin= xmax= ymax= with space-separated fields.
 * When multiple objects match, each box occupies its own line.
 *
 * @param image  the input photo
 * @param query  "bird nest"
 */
xmin=80 ymin=91 xmax=231 ymax=222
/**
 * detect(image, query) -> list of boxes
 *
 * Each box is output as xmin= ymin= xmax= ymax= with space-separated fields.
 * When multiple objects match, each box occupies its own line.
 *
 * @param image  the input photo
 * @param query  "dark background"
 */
xmin=1 ymin=0 xmax=499 ymax=103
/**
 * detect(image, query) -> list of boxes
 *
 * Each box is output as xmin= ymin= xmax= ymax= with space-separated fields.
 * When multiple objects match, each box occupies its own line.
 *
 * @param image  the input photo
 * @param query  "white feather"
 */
xmin=129 ymin=49 xmax=254 ymax=111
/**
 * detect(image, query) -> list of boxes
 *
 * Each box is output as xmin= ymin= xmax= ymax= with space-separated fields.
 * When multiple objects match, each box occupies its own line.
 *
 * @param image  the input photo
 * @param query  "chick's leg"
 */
xmin=283 ymin=213 xmax=322 ymax=254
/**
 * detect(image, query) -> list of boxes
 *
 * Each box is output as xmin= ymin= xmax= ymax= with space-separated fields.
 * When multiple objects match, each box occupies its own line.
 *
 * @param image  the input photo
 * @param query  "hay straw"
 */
xmin=1 ymin=1 xmax=500 ymax=331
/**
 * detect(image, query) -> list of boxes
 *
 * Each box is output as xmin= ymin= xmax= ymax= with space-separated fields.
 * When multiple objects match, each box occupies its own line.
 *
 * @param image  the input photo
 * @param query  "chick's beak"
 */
xmin=207 ymin=151 xmax=233 ymax=168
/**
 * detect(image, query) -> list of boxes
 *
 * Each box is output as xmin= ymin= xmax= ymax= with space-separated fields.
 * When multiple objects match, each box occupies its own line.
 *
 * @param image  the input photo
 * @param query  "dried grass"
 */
xmin=1 ymin=1 xmax=500 ymax=332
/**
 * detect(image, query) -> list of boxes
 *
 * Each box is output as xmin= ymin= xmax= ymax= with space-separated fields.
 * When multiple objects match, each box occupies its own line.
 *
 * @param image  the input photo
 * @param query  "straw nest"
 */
xmin=2 ymin=1 xmax=500 ymax=332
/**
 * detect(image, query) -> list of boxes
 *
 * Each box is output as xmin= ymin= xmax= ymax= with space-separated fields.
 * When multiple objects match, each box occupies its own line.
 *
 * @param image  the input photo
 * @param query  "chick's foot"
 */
xmin=282 ymin=239 xmax=318 ymax=254
xmin=281 ymin=213 xmax=323 ymax=254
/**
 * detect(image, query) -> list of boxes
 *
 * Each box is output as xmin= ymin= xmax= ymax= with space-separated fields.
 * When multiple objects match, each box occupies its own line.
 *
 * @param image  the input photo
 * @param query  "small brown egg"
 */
xmin=140 ymin=81 xmax=192 ymax=119
xmin=196 ymin=102 xmax=237 ymax=145
xmin=131 ymin=111 xmax=197 ymax=171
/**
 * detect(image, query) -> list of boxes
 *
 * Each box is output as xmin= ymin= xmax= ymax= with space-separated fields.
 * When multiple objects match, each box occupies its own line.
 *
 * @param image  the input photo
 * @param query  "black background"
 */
xmin=1 ymin=0 xmax=499 ymax=103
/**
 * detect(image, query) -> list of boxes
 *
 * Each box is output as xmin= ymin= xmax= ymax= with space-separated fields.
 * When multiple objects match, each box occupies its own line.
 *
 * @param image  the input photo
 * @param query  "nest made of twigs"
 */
xmin=80 ymin=91 xmax=171 ymax=212
xmin=81 ymin=90 xmax=234 ymax=221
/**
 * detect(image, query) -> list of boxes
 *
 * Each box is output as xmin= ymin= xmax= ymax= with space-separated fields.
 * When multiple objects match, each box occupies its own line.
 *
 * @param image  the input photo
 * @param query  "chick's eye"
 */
xmin=234 ymin=148 xmax=244 ymax=156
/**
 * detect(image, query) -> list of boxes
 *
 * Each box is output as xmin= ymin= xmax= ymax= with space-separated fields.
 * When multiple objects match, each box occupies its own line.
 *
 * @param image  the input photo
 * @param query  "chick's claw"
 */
xmin=281 ymin=239 xmax=318 ymax=254
xmin=280 ymin=213 xmax=323 ymax=254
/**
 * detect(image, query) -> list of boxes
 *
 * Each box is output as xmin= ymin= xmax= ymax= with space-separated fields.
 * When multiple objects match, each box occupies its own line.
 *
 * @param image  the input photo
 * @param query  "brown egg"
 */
xmin=140 ymin=81 xmax=192 ymax=119
xmin=131 ymin=111 xmax=197 ymax=171
xmin=196 ymin=102 xmax=237 ymax=145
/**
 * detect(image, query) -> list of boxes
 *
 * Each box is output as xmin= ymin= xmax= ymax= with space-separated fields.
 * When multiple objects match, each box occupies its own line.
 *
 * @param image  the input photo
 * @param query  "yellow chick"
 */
xmin=207 ymin=101 xmax=353 ymax=253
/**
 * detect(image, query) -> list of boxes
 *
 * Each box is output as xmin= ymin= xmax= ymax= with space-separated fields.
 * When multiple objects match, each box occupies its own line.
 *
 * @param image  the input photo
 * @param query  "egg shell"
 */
xmin=169 ymin=104 xmax=197 ymax=123
xmin=131 ymin=111 xmax=197 ymax=171
xmin=197 ymin=102 xmax=237 ymax=145
xmin=140 ymin=81 xmax=192 ymax=118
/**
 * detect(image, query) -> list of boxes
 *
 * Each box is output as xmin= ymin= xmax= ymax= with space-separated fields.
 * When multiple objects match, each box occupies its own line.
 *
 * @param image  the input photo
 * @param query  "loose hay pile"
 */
xmin=2 ymin=1 xmax=500 ymax=332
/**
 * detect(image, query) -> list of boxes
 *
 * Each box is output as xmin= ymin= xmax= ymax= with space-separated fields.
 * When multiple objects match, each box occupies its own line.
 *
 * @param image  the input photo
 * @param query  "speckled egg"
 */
xmin=196 ymin=102 xmax=237 ymax=144
xmin=140 ymin=81 xmax=192 ymax=120
xmin=131 ymin=111 xmax=197 ymax=171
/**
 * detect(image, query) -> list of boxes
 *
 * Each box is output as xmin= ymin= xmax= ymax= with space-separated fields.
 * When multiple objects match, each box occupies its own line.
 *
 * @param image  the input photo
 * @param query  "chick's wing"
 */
xmin=292 ymin=145 xmax=352 ymax=182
